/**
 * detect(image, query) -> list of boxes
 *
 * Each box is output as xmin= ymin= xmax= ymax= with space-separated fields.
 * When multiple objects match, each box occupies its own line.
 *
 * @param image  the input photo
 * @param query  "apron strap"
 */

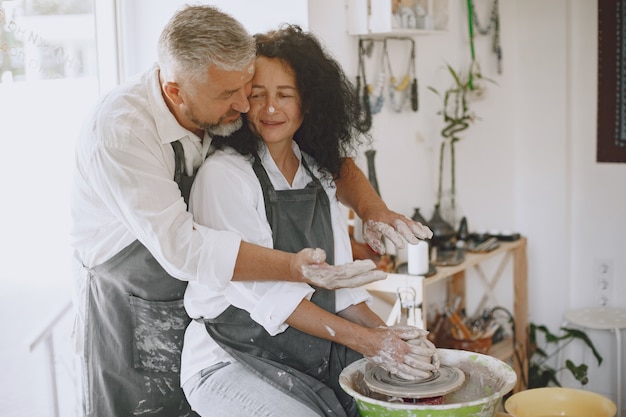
xmin=171 ymin=140 xmax=195 ymax=207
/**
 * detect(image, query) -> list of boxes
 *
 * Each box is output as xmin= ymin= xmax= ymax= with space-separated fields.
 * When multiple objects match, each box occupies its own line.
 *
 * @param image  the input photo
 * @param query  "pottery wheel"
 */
xmin=364 ymin=365 xmax=465 ymax=399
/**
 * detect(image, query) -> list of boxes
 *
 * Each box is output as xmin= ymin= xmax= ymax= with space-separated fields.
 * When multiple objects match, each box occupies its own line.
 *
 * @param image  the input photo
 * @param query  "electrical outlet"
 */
xmin=594 ymin=258 xmax=614 ymax=306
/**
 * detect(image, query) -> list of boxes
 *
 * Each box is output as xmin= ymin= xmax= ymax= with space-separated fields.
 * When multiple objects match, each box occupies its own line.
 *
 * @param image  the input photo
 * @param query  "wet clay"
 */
xmin=364 ymin=365 xmax=465 ymax=399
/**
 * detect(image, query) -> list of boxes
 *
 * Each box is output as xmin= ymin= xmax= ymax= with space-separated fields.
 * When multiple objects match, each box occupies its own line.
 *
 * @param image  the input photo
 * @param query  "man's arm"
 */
xmin=233 ymin=243 xmax=385 ymax=289
xmin=192 ymin=154 xmax=384 ymax=289
xmin=335 ymin=158 xmax=432 ymax=254
xmin=233 ymin=158 xmax=432 ymax=287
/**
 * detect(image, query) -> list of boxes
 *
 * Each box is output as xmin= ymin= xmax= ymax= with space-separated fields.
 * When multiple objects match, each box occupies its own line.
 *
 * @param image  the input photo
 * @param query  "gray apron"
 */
xmin=204 ymin=154 xmax=361 ymax=417
xmin=79 ymin=141 xmax=199 ymax=417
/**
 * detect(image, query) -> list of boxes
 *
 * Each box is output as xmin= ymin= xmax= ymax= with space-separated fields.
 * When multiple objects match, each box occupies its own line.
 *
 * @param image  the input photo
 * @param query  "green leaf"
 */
xmin=445 ymin=64 xmax=462 ymax=88
xmin=427 ymin=86 xmax=441 ymax=97
xmin=560 ymin=327 xmax=603 ymax=366
xmin=565 ymin=360 xmax=589 ymax=385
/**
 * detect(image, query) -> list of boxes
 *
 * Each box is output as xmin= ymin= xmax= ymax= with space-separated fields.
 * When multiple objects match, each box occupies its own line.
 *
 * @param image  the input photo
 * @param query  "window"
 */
xmin=1 ymin=1 xmax=114 ymax=415
xmin=1 ymin=0 xmax=102 ymax=289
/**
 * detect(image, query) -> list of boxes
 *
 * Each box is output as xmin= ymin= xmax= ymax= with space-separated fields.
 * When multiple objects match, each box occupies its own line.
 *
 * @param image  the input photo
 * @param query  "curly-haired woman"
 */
xmin=182 ymin=25 xmax=436 ymax=417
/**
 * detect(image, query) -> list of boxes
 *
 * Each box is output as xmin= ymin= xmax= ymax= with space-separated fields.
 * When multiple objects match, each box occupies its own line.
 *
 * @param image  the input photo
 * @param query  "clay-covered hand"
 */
xmin=365 ymin=325 xmax=438 ymax=380
xmin=407 ymin=333 xmax=440 ymax=370
xmin=362 ymin=214 xmax=433 ymax=255
xmin=295 ymin=248 xmax=387 ymax=289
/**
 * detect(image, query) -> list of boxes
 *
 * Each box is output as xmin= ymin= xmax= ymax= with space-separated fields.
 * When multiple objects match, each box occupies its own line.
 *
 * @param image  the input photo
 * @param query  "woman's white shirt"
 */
xmin=181 ymin=142 xmax=371 ymax=386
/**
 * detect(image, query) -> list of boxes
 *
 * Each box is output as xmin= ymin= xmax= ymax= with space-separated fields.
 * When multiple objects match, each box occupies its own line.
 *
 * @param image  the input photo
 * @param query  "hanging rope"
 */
xmin=357 ymin=36 xmax=419 ymax=115
xmin=363 ymin=40 xmax=385 ymax=115
xmin=385 ymin=39 xmax=412 ymax=113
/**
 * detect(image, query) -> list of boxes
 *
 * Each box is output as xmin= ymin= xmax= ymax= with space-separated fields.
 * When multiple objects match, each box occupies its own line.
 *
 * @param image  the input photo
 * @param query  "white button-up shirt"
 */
xmin=181 ymin=144 xmax=371 ymax=386
xmin=70 ymin=65 xmax=241 ymax=289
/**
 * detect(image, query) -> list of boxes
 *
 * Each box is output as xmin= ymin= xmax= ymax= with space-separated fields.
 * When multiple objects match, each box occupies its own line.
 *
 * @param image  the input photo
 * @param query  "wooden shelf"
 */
xmin=423 ymin=240 xmax=525 ymax=286
xmin=365 ymin=237 xmax=529 ymax=393
xmin=489 ymin=337 xmax=515 ymax=363
xmin=346 ymin=0 xmax=449 ymax=36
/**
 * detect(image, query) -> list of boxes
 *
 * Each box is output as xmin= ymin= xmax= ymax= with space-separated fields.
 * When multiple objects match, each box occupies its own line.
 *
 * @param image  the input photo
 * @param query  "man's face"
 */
xmin=177 ymin=63 xmax=254 ymax=137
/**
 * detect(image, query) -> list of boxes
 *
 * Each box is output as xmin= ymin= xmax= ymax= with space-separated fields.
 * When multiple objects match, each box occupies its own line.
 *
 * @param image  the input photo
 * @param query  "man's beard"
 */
xmin=206 ymin=117 xmax=242 ymax=137
xmin=186 ymin=107 xmax=243 ymax=137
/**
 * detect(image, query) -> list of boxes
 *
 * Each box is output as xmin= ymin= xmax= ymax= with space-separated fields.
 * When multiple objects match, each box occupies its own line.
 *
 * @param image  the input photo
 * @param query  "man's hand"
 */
xmin=362 ymin=215 xmax=433 ymax=255
xmin=292 ymin=248 xmax=387 ymax=289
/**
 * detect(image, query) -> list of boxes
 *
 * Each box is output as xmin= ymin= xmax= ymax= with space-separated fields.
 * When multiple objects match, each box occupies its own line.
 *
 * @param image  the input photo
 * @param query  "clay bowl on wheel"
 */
xmin=339 ymin=348 xmax=517 ymax=417
xmin=505 ymin=387 xmax=616 ymax=417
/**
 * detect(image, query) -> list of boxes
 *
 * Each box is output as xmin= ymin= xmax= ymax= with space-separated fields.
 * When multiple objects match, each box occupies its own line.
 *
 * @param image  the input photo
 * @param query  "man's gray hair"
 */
xmin=157 ymin=5 xmax=256 ymax=83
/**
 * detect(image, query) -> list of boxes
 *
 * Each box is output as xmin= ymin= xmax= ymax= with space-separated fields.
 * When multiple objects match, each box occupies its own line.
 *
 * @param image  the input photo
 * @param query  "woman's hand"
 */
xmin=334 ymin=158 xmax=432 ymax=254
xmin=363 ymin=325 xmax=439 ymax=380
xmin=362 ymin=216 xmax=433 ymax=255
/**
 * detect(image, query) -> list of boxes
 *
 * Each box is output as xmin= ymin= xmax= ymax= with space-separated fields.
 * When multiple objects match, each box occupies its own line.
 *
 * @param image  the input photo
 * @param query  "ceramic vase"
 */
xmin=411 ymin=208 xmax=428 ymax=227
xmin=428 ymin=204 xmax=455 ymax=248
xmin=364 ymin=149 xmax=380 ymax=196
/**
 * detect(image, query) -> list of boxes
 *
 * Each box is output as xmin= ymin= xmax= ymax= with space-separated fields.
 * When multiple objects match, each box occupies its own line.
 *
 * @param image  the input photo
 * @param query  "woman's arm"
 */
xmin=336 ymin=302 xmax=385 ymax=328
xmin=335 ymin=158 xmax=432 ymax=254
xmin=286 ymin=298 xmax=436 ymax=379
xmin=335 ymin=158 xmax=388 ymax=224
xmin=286 ymin=299 xmax=384 ymax=358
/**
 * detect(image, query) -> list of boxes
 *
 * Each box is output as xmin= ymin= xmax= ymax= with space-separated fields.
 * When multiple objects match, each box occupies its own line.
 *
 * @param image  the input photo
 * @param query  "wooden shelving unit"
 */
xmin=365 ymin=237 xmax=529 ymax=393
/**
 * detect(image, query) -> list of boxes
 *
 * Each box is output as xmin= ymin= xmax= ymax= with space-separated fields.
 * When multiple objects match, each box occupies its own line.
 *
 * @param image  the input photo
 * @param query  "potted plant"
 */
xmin=428 ymin=64 xmax=492 ymax=225
xmin=528 ymin=322 xmax=603 ymax=388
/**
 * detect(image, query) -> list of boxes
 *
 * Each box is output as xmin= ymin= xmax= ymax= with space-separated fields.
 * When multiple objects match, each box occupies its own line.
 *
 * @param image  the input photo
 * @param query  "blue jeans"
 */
xmin=183 ymin=362 xmax=322 ymax=417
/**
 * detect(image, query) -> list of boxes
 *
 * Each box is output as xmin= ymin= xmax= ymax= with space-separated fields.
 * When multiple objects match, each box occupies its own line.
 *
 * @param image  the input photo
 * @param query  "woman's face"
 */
xmin=247 ymin=56 xmax=303 ymax=146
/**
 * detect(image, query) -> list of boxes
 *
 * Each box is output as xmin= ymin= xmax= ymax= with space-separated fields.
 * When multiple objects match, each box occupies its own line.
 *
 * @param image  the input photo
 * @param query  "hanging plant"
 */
xmin=428 ymin=64 xmax=493 ymax=222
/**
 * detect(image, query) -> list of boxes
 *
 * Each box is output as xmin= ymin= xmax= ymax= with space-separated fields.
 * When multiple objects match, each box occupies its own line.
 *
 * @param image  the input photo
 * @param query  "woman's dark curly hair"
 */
xmin=211 ymin=24 xmax=370 ymax=178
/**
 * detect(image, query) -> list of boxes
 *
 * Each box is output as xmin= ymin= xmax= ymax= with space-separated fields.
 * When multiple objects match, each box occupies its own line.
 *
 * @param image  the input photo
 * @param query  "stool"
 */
xmin=563 ymin=307 xmax=626 ymax=417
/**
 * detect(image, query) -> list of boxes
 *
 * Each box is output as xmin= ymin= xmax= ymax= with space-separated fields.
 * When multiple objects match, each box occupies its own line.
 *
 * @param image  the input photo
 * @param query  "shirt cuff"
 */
xmin=250 ymin=282 xmax=314 ymax=336
xmin=195 ymin=227 xmax=242 ymax=291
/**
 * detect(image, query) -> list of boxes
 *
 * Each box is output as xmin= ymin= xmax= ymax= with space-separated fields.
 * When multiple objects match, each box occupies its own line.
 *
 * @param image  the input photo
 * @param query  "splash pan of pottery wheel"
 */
xmin=339 ymin=349 xmax=517 ymax=417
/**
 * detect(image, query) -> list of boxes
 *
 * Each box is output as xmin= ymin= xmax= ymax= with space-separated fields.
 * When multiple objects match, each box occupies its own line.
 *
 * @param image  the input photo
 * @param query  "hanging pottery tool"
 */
xmin=410 ymin=38 xmax=419 ymax=112
xmin=356 ymin=39 xmax=373 ymax=132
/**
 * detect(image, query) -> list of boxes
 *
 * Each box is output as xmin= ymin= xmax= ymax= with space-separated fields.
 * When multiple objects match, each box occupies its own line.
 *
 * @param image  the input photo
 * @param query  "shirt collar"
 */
xmin=258 ymin=141 xmax=309 ymax=188
xmin=146 ymin=64 xmax=199 ymax=145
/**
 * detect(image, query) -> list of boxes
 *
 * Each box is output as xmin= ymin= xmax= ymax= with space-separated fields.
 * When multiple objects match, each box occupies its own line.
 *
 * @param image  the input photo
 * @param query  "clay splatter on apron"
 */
xmin=131 ymin=296 xmax=189 ymax=372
